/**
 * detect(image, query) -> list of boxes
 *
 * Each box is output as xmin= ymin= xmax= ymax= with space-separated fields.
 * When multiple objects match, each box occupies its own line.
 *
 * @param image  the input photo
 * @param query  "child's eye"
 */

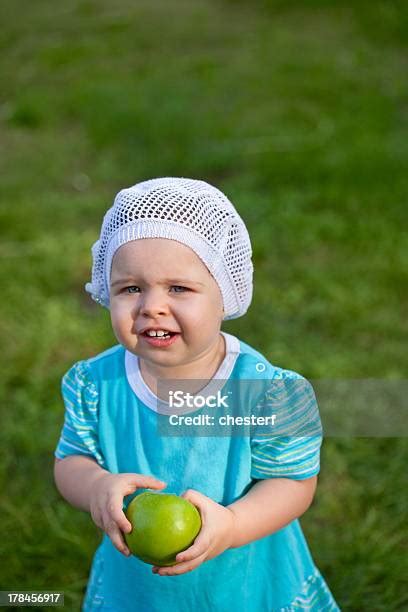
xmin=171 ymin=285 xmax=188 ymax=293
xmin=124 ymin=286 xmax=140 ymax=294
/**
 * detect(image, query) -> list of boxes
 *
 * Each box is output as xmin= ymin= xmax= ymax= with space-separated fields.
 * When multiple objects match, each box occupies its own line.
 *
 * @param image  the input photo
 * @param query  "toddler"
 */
xmin=54 ymin=177 xmax=340 ymax=611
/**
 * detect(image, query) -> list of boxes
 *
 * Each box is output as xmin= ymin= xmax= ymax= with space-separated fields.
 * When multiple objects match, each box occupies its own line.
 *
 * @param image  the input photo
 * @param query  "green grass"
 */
xmin=0 ymin=1 xmax=407 ymax=610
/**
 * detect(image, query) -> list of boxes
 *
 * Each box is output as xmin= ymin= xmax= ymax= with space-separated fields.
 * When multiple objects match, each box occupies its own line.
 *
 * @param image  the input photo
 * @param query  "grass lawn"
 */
xmin=0 ymin=1 xmax=407 ymax=610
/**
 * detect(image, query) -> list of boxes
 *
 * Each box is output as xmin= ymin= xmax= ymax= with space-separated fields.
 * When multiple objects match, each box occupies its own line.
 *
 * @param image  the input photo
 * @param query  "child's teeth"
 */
xmin=147 ymin=330 xmax=170 ymax=337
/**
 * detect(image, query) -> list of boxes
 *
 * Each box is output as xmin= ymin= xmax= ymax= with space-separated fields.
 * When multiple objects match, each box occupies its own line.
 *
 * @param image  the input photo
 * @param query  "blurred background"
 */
xmin=0 ymin=1 xmax=407 ymax=610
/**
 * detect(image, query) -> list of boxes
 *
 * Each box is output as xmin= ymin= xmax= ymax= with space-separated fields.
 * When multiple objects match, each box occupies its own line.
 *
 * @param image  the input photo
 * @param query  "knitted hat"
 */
xmin=85 ymin=177 xmax=253 ymax=320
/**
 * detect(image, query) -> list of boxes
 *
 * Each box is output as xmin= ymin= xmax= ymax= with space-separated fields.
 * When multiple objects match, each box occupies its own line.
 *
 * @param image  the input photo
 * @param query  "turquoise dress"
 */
xmin=55 ymin=332 xmax=340 ymax=611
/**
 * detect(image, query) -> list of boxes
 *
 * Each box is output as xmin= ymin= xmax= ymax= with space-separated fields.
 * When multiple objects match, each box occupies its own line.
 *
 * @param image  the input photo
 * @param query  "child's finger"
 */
xmin=180 ymin=488 xmax=201 ymax=503
xmin=175 ymin=531 xmax=210 ymax=564
xmin=153 ymin=551 xmax=207 ymax=576
xmin=123 ymin=474 xmax=167 ymax=494
xmin=180 ymin=488 xmax=206 ymax=512
xmin=106 ymin=493 xmax=132 ymax=533
xmin=105 ymin=519 xmax=131 ymax=557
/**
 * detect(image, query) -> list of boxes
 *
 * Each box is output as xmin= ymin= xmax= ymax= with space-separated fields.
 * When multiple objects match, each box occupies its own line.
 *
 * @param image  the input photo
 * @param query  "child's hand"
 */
xmin=89 ymin=472 xmax=166 ymax=557
xmin=152 ymin=489 xmax=236 ymax=576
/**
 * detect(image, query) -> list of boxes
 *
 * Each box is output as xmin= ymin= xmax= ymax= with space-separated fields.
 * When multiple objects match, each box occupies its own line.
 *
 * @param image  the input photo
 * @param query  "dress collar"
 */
xmin=125 ymin=331 xmax=240 ymax=413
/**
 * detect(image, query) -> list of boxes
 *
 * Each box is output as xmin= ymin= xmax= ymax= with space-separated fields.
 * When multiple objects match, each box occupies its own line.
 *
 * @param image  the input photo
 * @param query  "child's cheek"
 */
xmin=110 ymin=302 xmax=134 ymax=336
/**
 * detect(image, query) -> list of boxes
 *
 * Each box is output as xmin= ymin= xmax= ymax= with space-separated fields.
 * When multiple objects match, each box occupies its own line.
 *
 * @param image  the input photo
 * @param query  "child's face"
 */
xmin=109 ymin=238 xmax=224 ymax=369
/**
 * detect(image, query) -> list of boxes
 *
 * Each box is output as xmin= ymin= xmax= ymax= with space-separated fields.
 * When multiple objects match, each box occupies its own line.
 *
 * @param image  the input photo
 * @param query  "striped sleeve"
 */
xmin=54 ymin=360 xmax=106 ymax=468
xmin=251 ymin=375 xmax=323 ymax=481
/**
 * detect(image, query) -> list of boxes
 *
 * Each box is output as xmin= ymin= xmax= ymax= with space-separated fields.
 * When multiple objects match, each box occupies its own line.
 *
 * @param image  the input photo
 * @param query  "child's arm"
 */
xmin=54 ymin=456 xmax=166 ymax=556
xmin=152 ymin=476 xmax=317 ymax=577
xmin=227 ymin=476 xmax=317 ymax=548
xmin=54 ymin=456 xmax=110 ymax=512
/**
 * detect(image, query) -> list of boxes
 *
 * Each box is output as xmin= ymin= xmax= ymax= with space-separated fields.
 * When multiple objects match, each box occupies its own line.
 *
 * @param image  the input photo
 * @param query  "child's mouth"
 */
xmin=141 ymin=331 xmax=180 ymax=348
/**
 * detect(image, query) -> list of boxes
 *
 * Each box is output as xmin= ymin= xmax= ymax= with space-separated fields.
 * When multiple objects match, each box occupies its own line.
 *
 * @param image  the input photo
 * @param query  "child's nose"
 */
xmin=139 ymin=289 xmax=169 ymax=317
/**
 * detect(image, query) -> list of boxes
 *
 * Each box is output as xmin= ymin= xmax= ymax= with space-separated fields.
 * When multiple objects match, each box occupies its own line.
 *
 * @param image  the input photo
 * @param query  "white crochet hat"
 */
xmin=85 ymin=177 xmax=253 ymax=320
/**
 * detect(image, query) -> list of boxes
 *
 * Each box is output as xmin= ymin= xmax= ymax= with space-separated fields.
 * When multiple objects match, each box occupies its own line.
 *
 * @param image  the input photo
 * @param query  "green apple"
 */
xmin=124 ymin=491 xmax=202 ymax=566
